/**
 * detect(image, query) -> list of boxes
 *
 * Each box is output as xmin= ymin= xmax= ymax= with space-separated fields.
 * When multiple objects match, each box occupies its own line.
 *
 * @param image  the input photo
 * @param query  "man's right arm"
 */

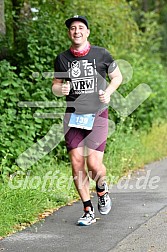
xmin=52 ymin=78 xmax=70 ymax=96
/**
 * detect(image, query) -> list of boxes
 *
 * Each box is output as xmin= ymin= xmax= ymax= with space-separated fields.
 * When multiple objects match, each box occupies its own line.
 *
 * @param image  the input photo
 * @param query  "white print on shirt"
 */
xmin=69 ymin=59 xmax=98 ymax=94
xmin=71 ymin=60 xmax=81 ymax=78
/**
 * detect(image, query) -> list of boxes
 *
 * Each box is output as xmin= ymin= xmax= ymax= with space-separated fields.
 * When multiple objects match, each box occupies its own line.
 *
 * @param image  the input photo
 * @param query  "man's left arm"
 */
xmin=99 ymin=66 xmax=123 ymax=104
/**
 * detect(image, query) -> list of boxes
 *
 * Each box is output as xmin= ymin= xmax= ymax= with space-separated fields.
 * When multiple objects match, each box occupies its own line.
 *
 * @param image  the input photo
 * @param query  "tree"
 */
xmin=0 ymin=0 xmax=6 ymax=35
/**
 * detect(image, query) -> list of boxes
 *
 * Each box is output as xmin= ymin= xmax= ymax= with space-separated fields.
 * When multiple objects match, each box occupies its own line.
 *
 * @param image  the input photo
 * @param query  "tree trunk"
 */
xmin=142 ymin=0 xmax=148 ymax=12
xmin=0 ymin=0 xmax=6 ymax=35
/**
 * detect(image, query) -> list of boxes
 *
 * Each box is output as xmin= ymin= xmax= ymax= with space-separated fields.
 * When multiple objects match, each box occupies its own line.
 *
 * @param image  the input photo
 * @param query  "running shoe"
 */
xmin=97 ymin=184 xmax=112 ymax=215
xmin=77 ymin=207 xmax=96 ymax=226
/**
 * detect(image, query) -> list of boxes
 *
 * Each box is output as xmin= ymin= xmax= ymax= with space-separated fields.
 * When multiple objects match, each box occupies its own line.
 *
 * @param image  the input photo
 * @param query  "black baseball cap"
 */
xmin=65 ymin=15 xmax=89 ymax=29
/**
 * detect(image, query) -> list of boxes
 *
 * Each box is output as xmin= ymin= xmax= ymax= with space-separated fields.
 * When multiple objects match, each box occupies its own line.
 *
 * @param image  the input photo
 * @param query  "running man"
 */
xmin=52 ymin=15 xmax=122 ymax=226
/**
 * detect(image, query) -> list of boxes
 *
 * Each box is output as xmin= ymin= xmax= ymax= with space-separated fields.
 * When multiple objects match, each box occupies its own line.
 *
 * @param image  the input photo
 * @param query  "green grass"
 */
xmin=105 ymin=121 xmax=167 ymax=179
xmin=0 ymin=122 xmax=167 ymax=238
xmin=0 ymin=162 xmax=79 ymax=238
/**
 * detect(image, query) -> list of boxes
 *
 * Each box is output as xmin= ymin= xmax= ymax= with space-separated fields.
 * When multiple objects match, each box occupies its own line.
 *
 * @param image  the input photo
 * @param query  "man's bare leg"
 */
xmin=87 ymin=148 xmax=112 ymax=215
xmin=69 ymin=147 xmax=90 ymax=202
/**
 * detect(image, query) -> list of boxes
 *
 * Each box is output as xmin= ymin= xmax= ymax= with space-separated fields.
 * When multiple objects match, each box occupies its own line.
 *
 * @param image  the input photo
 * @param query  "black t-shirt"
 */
xmin=54 ymin=45 xmax=117 ymax=114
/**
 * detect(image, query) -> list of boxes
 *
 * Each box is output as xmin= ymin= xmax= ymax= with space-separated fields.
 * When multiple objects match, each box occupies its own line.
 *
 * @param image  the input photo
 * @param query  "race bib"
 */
xmin=68 ymin=113 xmax=95 ymax=130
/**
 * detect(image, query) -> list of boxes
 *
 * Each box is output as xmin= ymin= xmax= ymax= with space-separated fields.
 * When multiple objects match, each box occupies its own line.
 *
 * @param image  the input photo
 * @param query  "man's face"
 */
xmin=68 ymin=21 xmax=90 ymax=46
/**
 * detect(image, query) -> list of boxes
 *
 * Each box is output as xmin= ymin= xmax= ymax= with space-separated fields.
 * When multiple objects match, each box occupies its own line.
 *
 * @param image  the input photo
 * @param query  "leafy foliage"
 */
xmin=0 ymin=0 xmax=167 ymax=179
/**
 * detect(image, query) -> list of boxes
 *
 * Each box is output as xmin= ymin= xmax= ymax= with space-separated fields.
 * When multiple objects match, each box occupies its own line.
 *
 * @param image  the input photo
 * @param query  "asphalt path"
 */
xmin=0 ymin=158 xmax=167 ymax=252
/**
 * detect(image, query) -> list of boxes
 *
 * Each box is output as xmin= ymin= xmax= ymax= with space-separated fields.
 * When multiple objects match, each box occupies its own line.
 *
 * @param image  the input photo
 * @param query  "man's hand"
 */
xmin=62 ymin=81 xmax=70 ymax=96
xmin=99 ymin=89 xmax=110 ymax=104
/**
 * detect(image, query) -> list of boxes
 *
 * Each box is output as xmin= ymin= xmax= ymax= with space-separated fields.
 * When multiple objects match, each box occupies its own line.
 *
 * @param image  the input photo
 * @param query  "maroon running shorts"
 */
xmin=63 ymin=109 xmax=108 ymax=152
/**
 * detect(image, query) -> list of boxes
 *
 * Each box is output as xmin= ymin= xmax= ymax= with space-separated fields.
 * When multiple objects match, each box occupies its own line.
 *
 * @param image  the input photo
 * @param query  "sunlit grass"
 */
xmin=105 ymin=121 xmax=167 ymax=179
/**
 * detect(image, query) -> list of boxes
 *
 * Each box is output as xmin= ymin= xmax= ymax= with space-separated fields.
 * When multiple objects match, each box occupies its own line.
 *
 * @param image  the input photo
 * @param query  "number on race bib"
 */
xmin=68 ymin=113 xmax=95 ymax=130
